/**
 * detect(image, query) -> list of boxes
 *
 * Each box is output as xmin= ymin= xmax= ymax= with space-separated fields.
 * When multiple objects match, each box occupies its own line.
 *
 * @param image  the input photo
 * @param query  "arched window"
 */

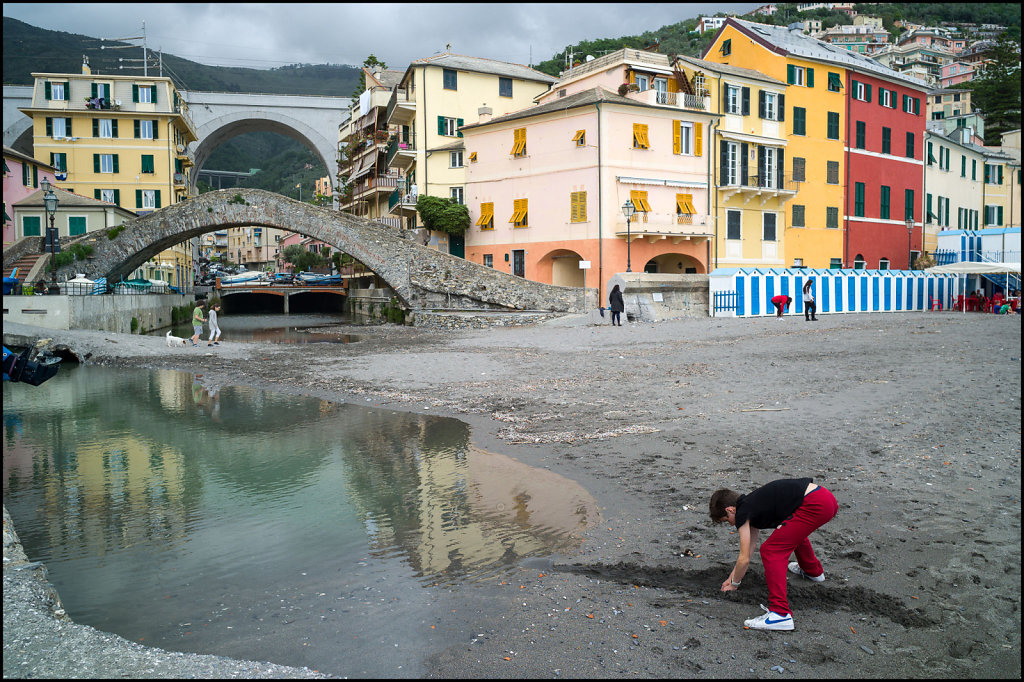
xmin=853 ymin=254 xmax=866 ymax=269
xmin=879 ymin=258 xmax=890 ymax=270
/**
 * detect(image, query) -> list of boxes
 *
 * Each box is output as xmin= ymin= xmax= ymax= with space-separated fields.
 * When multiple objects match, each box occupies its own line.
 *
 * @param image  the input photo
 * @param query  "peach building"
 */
xmin=462 ymin=49 xmax=718 ymax=301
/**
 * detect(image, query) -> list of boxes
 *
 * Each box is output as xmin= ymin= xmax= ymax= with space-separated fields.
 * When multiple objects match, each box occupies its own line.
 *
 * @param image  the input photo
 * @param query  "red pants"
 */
xmin=759 ymin=486 xmax=838 ymax=615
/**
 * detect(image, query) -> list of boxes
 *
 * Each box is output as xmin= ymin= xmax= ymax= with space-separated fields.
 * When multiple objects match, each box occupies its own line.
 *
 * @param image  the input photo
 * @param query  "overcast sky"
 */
xmin=4 ymin=3 xmax=759 ymax=71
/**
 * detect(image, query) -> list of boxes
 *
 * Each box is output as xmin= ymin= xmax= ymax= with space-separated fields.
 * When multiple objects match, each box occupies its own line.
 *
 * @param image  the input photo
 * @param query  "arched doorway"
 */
xmin=643 ymin=253 xmax=704 ymax=274
xmin=540 ymin=249 xmax=586 ymax=287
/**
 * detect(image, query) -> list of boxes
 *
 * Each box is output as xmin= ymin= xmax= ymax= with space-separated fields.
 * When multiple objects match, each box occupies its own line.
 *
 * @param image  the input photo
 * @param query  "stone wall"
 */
xmin=607 ymin=273 xmax=710 ymax=321
xmin=2 ymin=293 xmax=192 ymax=333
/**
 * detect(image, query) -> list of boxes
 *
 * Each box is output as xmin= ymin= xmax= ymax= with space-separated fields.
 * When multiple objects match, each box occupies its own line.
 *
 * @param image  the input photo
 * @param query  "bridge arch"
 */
xmin=67 ymin=188 xmax=582 ymax=313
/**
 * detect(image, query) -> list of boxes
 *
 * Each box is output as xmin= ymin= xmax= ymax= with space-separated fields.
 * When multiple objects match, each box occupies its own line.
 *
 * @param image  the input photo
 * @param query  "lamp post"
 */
xmin=40 ymin=178 xmax=60 ymax=293
xmin=905 ymin=217 xmax=914 ymax=270
xmin=621 ymin=199 xmax=636 ymax=272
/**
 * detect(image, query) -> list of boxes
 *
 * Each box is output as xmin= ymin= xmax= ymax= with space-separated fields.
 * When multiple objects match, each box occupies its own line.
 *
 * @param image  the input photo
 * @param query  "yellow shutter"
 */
xmin=511 ymin=128 xmax=526 ymax=156
xmin=694 ymin=122 xmax=703 ymax=156
xmin=571 ymin=129 xmax=585 ymax=145
xmin=510 ymin=198 xmax=528 ymax=226
xmin=630 ymin=190 xmax=651 ymax=213
xmin=673 ymin=121 xmax=682 ymax=155
xmin=676 ymin=193 xmax=695 ymax=215
xmin=570 ymin=191 xmax=587 ymax=222
xmin=633 ymin=123 xmax=650 ymax=149
xmin=470 ymin=151 xmax=478 ymax=162
xmin=476 ymin=202 xmax=493 ymax=227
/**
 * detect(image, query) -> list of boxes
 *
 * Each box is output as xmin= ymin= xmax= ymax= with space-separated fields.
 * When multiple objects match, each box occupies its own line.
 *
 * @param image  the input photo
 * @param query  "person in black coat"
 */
xmin=608 ymin=284 xmax=624 ymax=326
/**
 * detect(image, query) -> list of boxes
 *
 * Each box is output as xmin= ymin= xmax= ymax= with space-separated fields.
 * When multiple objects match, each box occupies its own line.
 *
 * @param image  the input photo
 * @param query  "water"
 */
xmin=147 ymin=313 xmax=361 ymax=344
xmin=3 ymin=365 xmax=598 ymax=676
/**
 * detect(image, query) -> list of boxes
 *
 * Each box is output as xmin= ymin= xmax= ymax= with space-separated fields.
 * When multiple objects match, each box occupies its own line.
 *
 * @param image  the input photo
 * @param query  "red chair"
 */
xmin=953 ymin=295 xmax=966 ymax=311
xmin=967 ymin=296 xmax=979 ymax=312
xmin=928 ymin=296 xmax=942 ymax=311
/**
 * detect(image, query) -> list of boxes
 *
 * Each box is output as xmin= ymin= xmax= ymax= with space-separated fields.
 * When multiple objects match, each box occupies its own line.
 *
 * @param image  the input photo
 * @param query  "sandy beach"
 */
xmin=3 ymin=310 xmax=1021 ymax=678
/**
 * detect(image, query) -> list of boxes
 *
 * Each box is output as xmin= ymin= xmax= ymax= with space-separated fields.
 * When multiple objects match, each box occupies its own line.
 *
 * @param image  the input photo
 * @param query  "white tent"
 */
xmin=925 ymin=262 xmax=1021 ymax=313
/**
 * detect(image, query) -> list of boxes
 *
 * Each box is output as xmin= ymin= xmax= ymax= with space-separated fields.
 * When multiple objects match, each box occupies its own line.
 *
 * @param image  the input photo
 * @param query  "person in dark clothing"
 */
xmin=608 ymin=284 xmax=625 ymax=326
xmin=803 ymin=278 xmax=817 ymax=321
xmin=770 ymin=294 xmax=792 ymax=319
xmin=709 ymin=478 xmax=838 ymax=631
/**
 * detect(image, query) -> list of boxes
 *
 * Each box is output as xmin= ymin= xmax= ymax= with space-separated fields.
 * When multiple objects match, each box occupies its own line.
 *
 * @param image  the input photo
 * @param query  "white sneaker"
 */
xmin=788 ymin=561 xmax=825 ymax=582
xmin=744 ymin=604 xmax=794 ymax=631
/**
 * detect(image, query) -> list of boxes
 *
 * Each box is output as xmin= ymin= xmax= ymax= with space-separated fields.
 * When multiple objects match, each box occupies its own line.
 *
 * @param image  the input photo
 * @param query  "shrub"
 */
xmin=130 ymin=317 xmax=139 ymax=332
xmin=107 ymin=224 xmax=126 ymax=240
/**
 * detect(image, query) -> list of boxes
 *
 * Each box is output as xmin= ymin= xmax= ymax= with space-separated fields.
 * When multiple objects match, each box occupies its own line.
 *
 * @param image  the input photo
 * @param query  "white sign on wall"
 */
xmin=579 ymin=260 xmax=591 ymax=269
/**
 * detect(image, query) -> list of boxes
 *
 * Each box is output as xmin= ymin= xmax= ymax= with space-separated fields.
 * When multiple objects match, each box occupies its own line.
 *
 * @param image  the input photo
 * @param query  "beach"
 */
xmin=3 ymin=310 xmax=1021 ymax=678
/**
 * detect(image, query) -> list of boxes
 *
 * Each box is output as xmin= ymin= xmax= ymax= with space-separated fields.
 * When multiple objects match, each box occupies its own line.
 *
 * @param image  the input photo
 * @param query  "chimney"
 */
xmin=478 ymin=104 xmax=492 ymax=123
xmin=82 ymin=55 xmax=91 ymax=75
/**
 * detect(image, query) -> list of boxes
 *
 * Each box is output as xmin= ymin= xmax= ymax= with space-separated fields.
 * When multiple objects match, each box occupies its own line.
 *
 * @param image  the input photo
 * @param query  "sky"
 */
xmin=3 ymin=3 xmax=760 ymax=71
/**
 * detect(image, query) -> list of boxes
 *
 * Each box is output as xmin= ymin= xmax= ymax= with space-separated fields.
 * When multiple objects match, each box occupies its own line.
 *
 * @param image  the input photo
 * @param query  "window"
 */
xmin=985 ymin=205 xmax=1004 ymax=226
xmin=793 ymin=157 xmax=806 ymax=182
xmin=720 ymin=39 xmax=732 ymax=56
xmin=854 ymin=120 xmax=866 ymax=149
xmin=879 ymin=89 xmax=894 ymax=108
xmin=902 ymin=94 xmax=920 ymax=114
xmin=45 ymin=81 xmax=68 ymax=100
xmin=760 ymin=146 xmax=777 ymax=188
xmin=470 ymin=151 xmax=478 ymax=163
xmin=826 ymin=160 xmax=839 ymax=185
xmin=676 ymin=121 xmax=694 ymax=155
xmin=824 ymin=112 xmax=839 ymax=141
xmin=759 ymin=91 xmax=781 ymax=120
xmin=68 ymin=216 xmax=87 ymax=236
xmin=792 ymin=204 xmax=806 ymax=227
xmin=140 ymin=189 xmax=158 ymax=210
xmin=572 ymin=129 xmax=585 ymax=147
xmin=450 ymin=150 xmax=463 ymax=167
xmin=629 ymin=190 xmax=651 ymax=218
xmin=498 ymin=77 xmax=512 ymax=97
xmin=793 ymin=107 xmax=806 ymax=135
xmin=880 ymin=185 xmax=890 ymax=219
xmin=675 ymin=193 xmax=696 ymax=223
xmin=141 ymin=155 xmax=154 ymax=173
xmin=724 ymin=85 xmax=749 ymax=115
xmin=96 ymin=118 xmax=115 ymax=138
xmin=99 ymin=189 xmax=116 ymax=204
xmin=879 ymin=258 xmax=890 ymax=270
xmin=632 ymin=123 xmax=650 ymax=149
xmin=854 ymin=182 xmax=866 ymax=217
xmin=48 ymin=117 xmax=69 ymax=138
xmin=961 ymin=155 xmax=966 ymax=177
xmin=635 ymin=74 xmax=649 ymax=92
xmin=476 ymin=202 xmax=494 ymax=230
xmin=443 ymin=68 xmax=458 ymax=90
xmin=571 ymin=191 xmax=587 ymax=223
xmin=450 ymin=187 xmax=464 ymax=204
xmin=653 ymin=78 xmax=668 ymax=104
xmin=853 ymin=254 xmax=866 ymax=269
xmin=22 ymin=215 xmax=41 ymax=237
xmin=483 ymin=254 xmax=493 ymax=268
xmin=439 ymin=116 xmax=462 ymax=137
xmin=511 ymin=127 xmax=526 ymax=156
xmin=787 ymin=64 xmax=813 ymax=87
xmin=510 ymin=198 xmax=528 ymax=227
xmin=726 ymin=210 xmax=741 ymax=240
xmin=137 ymin=85 xmax=152 ymax=103
xmin=91 ymin=82 xmax=111 ymax=103
xmin=826 ymin=206 xmax=839 ymax=229
xmin=904 ymin=189 xmax=915 ymax=221
xmin=762 ymin=212 xmax=777 ymax=241
xmin=882 ymin=127 xmax=891 ymax=155
xmin=136 ymin=119 xmax=155 ymax=139
xmin=830 ymin=257 xmax=843 ymax=269
xmin=927 ymin=141 xmax=936 ymax=165
xmin=722 ymin=141 xmax=741 ymax=185
xmin=95 ymin=153 xmax=117 ymax=173
xmin=906 ymin=132 xmax=915 ymax=159
xmin=827 ymin=72 xmax=842 ymax=92
xmin=50 ymin=153 xmax=67 ymax=172
xmin=852 ymin=80 xmax=870 ymax=101
xmin=971 ymin=158 xmax=977 ymax=180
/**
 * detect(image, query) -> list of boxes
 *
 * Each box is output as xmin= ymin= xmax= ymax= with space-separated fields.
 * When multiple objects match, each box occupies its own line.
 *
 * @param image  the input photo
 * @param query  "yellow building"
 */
xmin=704 ymin=18 xmax=847 ymax=269
xmin=385 ymin=52 xmax=557 ymax=255
xmin=674 ymin=55 xmax=794 ymax=269
xmin=19 ymin=59 xmax=199 ymax=286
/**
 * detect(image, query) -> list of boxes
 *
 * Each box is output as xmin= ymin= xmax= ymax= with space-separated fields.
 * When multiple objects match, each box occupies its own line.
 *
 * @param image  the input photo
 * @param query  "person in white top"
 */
xmin=803 ymin=278 xmax=817 ymax=322
xmin=207 ymin=303 xmax=222 ymax=346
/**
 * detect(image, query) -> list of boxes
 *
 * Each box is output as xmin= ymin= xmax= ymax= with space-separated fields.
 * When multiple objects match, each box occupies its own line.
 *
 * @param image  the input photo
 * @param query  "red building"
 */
xmin=844 ymin=70 xmax=927 ymax=270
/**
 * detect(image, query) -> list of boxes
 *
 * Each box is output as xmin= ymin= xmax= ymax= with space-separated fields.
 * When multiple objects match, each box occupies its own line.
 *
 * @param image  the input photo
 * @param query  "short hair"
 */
xmin=709 ymin=488 xmax=741 ymax=521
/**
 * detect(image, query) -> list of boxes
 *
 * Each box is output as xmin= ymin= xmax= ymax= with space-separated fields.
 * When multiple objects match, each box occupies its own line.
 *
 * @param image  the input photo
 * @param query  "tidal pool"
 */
xmin=2 ymin=365 xmax=598 ymax=676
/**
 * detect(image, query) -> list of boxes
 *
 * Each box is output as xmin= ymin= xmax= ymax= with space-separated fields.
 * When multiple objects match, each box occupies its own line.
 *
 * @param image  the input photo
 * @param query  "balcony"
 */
xmin=629 ymin=88 xmax=710 ymax=112
xmin=615 ymin=212 xmax=712 ymax=243
xmin=351 ymin=174 xmax=399 ymax=198
xmin=387 ymin=135 xmax=417 ymax=170
xmin=173 ymin=172 xmax=186 ymax=185
xmin=719 ymin=173 xmax=800 ymax=205
xmin=388 ymin=188 xmax=418 ymax=216
xmin=386 ymin=86 xmax=416 ymax=126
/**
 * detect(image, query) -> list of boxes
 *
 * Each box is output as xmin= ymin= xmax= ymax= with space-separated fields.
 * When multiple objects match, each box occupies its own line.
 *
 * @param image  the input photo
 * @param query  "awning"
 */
xmin=925 ymin=261 xmax=1020 ymax=274
xmin=719 ymin=129 xmax=787 ymax=146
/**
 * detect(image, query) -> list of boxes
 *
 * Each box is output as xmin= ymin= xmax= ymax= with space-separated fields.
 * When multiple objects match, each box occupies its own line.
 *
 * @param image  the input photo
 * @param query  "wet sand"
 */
xmin=3 ymin=311 xmax=1021 ymax=678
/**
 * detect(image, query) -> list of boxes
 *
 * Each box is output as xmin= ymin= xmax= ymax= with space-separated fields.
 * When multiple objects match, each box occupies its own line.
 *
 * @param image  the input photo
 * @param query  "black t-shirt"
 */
xmin=734 ymin=478 xmax=814 ymax=530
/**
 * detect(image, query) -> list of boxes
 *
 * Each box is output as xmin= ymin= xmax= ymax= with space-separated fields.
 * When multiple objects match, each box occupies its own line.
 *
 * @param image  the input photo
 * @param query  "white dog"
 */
xmin=166 ymin=330 xmax=188 ymax=347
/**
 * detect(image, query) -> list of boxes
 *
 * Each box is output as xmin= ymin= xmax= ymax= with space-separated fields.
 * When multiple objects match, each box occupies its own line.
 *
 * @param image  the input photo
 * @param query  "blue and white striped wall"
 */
xmin=709 ymin=267 xmax=958 ymax=317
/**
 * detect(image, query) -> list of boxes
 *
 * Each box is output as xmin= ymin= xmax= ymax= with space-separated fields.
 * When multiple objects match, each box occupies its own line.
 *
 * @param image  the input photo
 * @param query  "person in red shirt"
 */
xmin=709 ymin=478 xmax=838 ymax=631
xmin=770 ymin=294 xmax=792 ymax=318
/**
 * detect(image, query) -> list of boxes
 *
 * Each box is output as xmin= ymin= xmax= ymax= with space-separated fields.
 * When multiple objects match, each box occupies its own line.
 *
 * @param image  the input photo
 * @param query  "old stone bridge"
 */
xmin=63 ymin=188 xmax=583 ymax=313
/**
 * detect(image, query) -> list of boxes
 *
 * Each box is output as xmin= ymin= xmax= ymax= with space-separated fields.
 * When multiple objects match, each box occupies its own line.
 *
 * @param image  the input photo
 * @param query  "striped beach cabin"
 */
xmin=709 ymin=267 xmax=958 ymax=317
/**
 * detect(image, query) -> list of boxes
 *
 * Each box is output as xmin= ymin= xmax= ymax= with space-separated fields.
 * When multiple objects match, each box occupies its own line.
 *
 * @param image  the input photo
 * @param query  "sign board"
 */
xmin=579 ymin=260 xmax=591 ymax=269
xmin=652 ymin=292 xmax=664 ymax=302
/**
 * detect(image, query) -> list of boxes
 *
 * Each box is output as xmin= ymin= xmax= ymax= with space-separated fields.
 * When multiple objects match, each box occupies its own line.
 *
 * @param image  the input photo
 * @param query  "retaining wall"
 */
xmin=2 ymin=294 xmax=193 ymax=333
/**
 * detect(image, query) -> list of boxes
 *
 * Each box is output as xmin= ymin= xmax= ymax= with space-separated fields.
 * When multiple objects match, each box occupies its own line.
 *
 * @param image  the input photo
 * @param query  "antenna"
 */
xmin=101 ymin=21 xmax=156 ymax=76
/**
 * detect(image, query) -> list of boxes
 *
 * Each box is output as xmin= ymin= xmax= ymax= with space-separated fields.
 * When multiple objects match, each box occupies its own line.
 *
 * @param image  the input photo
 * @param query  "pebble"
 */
xmin=771 ymin=665 xmax=785 ymax=672
xmin=860 ymin=645 xmax=874 ymax=655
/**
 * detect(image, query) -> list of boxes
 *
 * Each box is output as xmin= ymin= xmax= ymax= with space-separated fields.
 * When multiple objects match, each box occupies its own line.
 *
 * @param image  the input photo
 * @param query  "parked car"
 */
xmin=271 ymin=272 xmax=294 ymax=284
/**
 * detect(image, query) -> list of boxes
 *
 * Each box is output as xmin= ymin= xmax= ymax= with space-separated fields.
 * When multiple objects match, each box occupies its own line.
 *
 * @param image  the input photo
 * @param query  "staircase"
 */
xmin=982 ymin=272 xmax=1021 ymax=292
xmin=3 ymin=253 xmax=46 ymax=284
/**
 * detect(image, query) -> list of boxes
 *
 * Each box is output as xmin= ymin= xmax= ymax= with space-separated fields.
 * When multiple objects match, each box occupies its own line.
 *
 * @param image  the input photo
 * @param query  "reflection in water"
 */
xmin=2 ymin=365 xmax=598 ymax=673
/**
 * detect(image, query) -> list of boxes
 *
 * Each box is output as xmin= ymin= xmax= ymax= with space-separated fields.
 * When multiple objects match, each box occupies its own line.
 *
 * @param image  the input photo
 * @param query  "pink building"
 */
xmin=940 ymin=61 xmax=976 ymax=88
xmin=462 ymin=49 xmax=718 ymax=302
xmin=4 ymin=146 xmax=58 ymax=246
xmin=276 ymin=232 xmax=333 ymax=273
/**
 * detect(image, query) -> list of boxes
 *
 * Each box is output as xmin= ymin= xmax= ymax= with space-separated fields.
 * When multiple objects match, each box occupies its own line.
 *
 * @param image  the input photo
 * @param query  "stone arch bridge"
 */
xmin=64 ymin=189 xmax=583 ymax=313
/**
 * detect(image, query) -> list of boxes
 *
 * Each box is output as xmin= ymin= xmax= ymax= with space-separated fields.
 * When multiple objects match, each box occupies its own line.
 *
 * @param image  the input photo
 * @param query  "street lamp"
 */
xmin=40 ymin=178 xmax=60 ymax=293
xmin=621 ymin=199 xmax=636 ymax=272
xmin=905 ymin=217 xmax=915 ymax=270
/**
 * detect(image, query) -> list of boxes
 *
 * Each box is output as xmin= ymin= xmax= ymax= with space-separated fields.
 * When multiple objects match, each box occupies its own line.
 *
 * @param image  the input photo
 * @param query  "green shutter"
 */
xmin=787 ymin=64 xmax=795 ymax=84
xmin=65 ymin=118 xmax=72 ymax=136
xmin=152 ymin=120 xmax=158 ymax=140
xmin=456 ymin=118 xmax=464 ymax=138
xmin=95 ymin=189 xmax=102 ymax=201
xmin=438 ymin=116 xmax=446 ymax=135
xmin=33 ymin=165 xmax=38 ymax=187
xmin=998 ymin=166 xmax=1003 ymax=184
xmin=93 ymin=119 xmax=99 ymax=137
xmin=806 ymin=68 xmax=814 ymax=88
xmin=91 ymin=83 xmax=98 ymax=99
xmin=134 ymin=120 xmax=140 ymax=138
xmin=997 ymin=206 xmax=1003 ymax=225
xmin=94 ymin=154 xmax=100 ymax=173
xmin=46 ymin=117 xmax=53 ymax=137
xmin=865 ymin=83 xmax=871 ymax=102
xmin=68 ymin=217 xmax=87 ymax=236
xmin=113 ymin=189 xmax=120 ymax=206
xmin=133 ymin=84 xmax=139 ymax=103
xmin=23 ymin=163 xmax=29 ymax=185
xmin=111 ymin=119 xmax=118 ymax=138
xmin=136 ymin=189 xmax=143 ymax=208
xmin=44 ymin=81 xmax=52 ymax=100
xmin=154 ymin=190 xmax=161 ymax=209
xmin=23 ymin=216 xmax=41 ymax=237
xmin=112 ymin=154 xmax=119 ymax=173
xmin=913 ymin=97 xmax=920 ymax=115
xmin=151 ymin=85 xmax=158 ymax=103
xmin=984 ymin=165 xmax=990 ymax=183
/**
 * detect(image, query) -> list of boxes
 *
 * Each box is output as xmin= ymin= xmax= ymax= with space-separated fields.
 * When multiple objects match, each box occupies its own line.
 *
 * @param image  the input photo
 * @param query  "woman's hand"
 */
xmin=721 ymin=578 xmax=738 ymax=592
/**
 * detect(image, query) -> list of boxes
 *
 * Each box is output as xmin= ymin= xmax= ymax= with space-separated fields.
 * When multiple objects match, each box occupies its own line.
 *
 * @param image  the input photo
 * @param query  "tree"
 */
xmin=415 ymin=196 xmax=470 ymax=235
xmin=281 ymin=244 xmax=328 ymax=272
xmin=351 ymin=54 xmax=388 ymax=97
xmin=964 ymin=37 xmax=1021 ymax=145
